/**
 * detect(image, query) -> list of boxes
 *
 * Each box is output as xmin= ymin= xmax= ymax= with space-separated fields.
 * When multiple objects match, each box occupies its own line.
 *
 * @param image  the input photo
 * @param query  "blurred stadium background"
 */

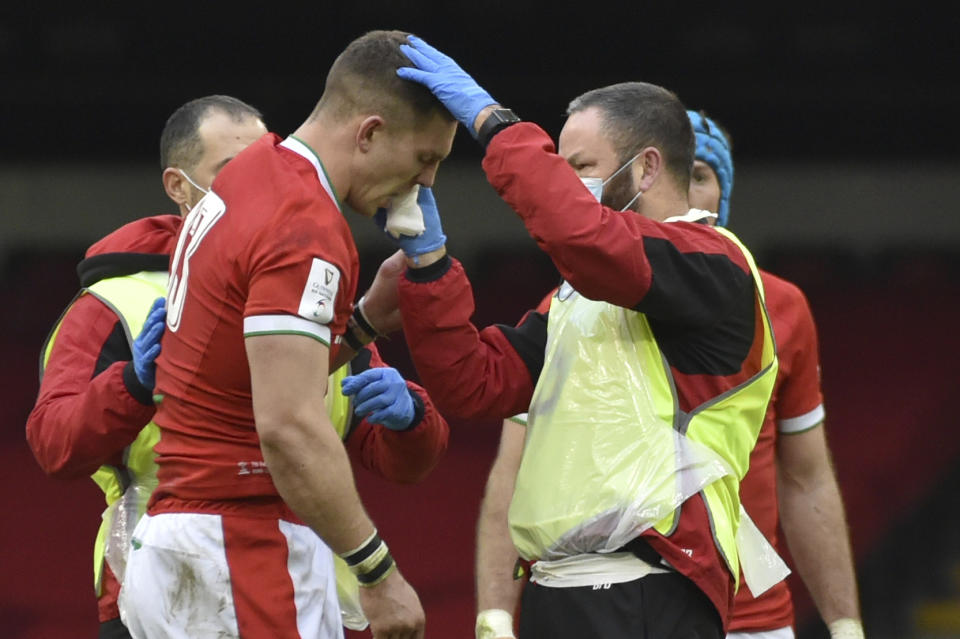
xmin=2 ymin=5 xmax=958 ymax=638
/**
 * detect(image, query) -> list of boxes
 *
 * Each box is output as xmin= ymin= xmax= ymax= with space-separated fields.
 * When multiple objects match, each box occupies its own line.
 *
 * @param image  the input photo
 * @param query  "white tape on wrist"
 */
xmin=828 ymin=618 xmax=865 ymax=639
xmin=476 ymin=609 xmax=515 ymax=639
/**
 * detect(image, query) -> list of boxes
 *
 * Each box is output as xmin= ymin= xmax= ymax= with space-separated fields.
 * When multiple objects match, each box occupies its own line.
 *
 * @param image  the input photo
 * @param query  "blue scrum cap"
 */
xmin=687 ymin=110 xmax=734 ymax=227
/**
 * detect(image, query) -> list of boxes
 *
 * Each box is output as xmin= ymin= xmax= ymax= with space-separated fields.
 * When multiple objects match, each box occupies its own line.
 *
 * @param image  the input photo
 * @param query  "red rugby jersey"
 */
xmin=152 ymin=134 xmax=358 ymax=506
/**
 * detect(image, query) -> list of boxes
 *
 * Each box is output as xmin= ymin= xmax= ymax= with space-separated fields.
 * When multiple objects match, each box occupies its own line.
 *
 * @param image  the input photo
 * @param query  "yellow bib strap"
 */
xmin=327 ymin=363 xmax=353 ymax=439
xmin=41 ymin=271 xmax=168 ymax=596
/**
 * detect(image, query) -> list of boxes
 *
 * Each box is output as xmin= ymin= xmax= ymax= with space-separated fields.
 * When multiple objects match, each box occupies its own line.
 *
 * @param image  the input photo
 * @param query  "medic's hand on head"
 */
xmin=374 ymin=186 xmax=446 ymax=265
xmin=396 ymin=35 xmax=497 ymax=133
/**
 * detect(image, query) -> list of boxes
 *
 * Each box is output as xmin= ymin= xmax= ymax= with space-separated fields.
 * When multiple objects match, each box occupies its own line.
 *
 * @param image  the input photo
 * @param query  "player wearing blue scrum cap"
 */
xmin=688 ymin=110 xmax=734 ymax=227
xmin=686 ymin=110 xmax=865 ymax=639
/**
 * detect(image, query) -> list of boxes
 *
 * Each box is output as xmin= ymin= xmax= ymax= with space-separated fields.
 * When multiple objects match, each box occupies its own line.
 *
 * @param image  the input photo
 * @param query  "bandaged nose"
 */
xmin=384 ymin=185 xmax=425 ymax=238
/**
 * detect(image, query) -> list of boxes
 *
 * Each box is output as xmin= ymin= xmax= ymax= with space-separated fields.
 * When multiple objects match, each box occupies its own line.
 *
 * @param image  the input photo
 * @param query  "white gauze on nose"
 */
xmin=384 ymin=185 xmax=426 ymax=238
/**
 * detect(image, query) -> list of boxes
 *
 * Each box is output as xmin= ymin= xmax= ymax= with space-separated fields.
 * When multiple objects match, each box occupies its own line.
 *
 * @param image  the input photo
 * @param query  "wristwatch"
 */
xmin=476 ymin=108 xmax=521 ymax=148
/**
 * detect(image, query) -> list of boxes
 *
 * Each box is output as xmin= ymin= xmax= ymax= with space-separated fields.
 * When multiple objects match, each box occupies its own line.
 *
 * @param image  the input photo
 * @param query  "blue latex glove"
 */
xmin=396 ymin=35 xmax=497 ymax=132
xmin=374 ymin=186 xmax=446 ymax=264
xmin=133 ymin=297 xmax=166 ymax=389
xmin=341 ymin=367 xmax=415 ymax=431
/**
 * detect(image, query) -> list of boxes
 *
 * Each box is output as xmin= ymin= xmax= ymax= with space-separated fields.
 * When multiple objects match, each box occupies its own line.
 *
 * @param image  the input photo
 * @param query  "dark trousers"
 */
xmin=518 ymin=572 xmax=723 ymax=639
xmin=99 ymin=618 xmax=132 ymax=639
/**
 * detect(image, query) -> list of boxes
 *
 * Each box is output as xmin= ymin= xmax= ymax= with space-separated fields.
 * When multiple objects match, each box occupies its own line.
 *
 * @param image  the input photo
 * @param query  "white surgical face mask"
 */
xmin=580 ymin=176 xmax=604 ymax=201
xmin=179 ymin=169 xmax=209 ymax=195
xmin=578 ymin=152 xmax=643 ymax=211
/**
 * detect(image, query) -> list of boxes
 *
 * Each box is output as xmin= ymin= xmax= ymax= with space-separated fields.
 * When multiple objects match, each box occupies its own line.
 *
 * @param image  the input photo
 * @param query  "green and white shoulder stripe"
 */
xmin=243 ymin=314 xmax=331 ymax=346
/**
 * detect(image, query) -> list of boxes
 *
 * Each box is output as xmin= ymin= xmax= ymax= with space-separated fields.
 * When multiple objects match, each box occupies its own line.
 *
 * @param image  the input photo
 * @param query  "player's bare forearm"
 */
xmin=476 ymin=420 xmax=526 ymax=616
xmin=260 ymin=411 xmax=374 ymax=550
xmin=777 ymin=424 xmax=862 ymax=625
xmin=248 ymin=333 xmax=375 ymax=553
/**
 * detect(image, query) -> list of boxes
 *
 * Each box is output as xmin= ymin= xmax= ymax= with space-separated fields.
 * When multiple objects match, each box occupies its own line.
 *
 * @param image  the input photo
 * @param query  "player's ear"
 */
xmin=162 ymin=167 xmax=190 ymax=213
xmin=356 ymin=116 xmax=385 ymax=153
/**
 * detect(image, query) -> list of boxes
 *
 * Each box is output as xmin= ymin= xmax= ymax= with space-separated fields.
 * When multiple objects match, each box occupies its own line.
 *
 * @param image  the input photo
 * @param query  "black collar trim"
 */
xmin=77 ymin=252 xmax=169 ymax=288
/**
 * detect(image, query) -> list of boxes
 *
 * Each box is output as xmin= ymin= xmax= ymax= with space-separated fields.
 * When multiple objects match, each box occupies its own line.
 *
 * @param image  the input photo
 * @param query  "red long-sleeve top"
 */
xmin=343 ymin=342 xmax=449 ymax=484
xmin=26 ymin=215 xmax=180 ymax=478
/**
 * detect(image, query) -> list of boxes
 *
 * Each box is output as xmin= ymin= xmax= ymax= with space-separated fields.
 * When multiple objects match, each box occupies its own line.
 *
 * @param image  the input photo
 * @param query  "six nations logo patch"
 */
xmin=297 ymin=257 xmax=340 ymax=325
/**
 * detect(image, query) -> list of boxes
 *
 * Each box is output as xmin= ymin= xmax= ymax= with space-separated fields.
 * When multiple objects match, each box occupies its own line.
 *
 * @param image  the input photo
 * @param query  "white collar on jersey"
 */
xmin=279 ymin=136 xmax=341 ymax=212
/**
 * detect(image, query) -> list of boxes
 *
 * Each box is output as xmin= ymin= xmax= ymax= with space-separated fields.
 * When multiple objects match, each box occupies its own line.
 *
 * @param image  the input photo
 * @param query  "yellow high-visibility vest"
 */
xmin=508 ymin=227 xmax=777 ymax=588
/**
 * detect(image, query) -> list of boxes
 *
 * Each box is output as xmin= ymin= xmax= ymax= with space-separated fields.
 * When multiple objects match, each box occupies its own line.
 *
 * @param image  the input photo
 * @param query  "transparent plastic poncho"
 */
xmin=508 ymin=283 xmax=789 ymax=594
xmin=510 ymin=283 xmax=730 ymax=559
xmin=509 ymin=286 xmax=733 ymax=560
xmin=103 ymin=476 xmax=157 ymax=585
xmin=333 ymin=555 xmax=369 ymax=630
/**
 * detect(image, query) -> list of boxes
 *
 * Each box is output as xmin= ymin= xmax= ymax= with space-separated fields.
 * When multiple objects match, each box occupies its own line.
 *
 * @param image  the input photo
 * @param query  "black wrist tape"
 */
xmin=341 ymin=325 xmax=366 ymax=352
xmin=341 ymin=532 xmax=383 ymax=567
xmin=351 ymin=304 xmax=380 ymax=339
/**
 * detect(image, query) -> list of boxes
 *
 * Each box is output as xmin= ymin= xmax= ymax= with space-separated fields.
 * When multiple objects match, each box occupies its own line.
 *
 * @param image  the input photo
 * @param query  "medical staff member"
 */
xmin=365 ymin=36 xmax=779 ymax=638
xmin=26 ymin=95 xmax=266 ymax=639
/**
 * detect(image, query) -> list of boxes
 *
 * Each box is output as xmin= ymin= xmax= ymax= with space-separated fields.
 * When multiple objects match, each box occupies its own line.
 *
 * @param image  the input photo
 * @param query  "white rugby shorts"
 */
xmin=119 ymin=512 xmax=343 ymax=639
